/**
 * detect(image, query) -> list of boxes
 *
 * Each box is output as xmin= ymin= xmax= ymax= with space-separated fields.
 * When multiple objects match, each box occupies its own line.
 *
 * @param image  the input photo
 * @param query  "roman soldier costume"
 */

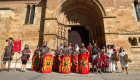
xmin=3 ymin=45 xmax=13 ymax=62
xmin=53 ymin=47 xmax=62 ymax=72
xmin=78 ymin=44 xmax=89 ymax=74
xmin=20 ymin=44 xmax=31 ymax=72
xmin=32 ymin=46 xmax=40 ymax=71
xmin=71 ymin=48 xmax=79 ymax=72
xmin=39 ymin=42 xmax=51 ymax=72
xmin=2 ymin=39 xmax=14 ymax=72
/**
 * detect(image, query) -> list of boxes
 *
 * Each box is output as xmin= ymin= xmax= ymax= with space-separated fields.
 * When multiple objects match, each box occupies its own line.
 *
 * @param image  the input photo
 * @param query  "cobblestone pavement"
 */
xmin=0 ymin=69 xmax=140 ymax=80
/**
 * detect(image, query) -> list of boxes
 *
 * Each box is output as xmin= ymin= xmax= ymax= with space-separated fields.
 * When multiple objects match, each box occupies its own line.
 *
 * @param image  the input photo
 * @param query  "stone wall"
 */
xmin=0 ymin=1 xmax=42 ymax=63
xmin=0 ymin=0 xmax=140 ymax=69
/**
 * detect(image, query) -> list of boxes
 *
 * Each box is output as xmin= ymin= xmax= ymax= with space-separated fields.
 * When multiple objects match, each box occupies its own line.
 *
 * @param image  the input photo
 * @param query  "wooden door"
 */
xmin=68 ymin=27 xmax=89 ymax=47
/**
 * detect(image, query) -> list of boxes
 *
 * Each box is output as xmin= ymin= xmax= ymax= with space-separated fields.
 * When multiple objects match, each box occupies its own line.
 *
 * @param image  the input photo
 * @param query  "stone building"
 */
xmin=0 ymin=0 xmax=140 ymax=69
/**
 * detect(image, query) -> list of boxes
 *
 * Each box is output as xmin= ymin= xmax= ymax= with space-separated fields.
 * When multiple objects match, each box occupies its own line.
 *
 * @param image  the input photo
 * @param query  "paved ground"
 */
xmin=0 ymin=69 xmax=140 ymax=80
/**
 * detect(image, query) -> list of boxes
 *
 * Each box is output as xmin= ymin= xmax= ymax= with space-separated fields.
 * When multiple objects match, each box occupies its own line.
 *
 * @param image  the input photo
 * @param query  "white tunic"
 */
xmin=119 ymin=52 xmax=129 ymax=68
xmin=107 ymin=49 xmax=116 ymax=72
xmin=107 ymin=49 xmax=114 ymax=58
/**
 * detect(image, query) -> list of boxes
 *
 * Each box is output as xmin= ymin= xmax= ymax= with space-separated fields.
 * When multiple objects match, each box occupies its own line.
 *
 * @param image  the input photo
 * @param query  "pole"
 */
xmin=14 ymin=52 xmax=17 ymax=72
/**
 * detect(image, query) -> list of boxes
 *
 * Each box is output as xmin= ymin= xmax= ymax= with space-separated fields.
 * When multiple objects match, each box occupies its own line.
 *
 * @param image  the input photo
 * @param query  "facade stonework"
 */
xmin=0 ymin=0 xmax=140 ymax=69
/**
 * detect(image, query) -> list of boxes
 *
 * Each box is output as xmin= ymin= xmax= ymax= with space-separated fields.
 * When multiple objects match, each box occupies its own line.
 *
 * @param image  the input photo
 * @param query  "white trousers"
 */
xmin=108 ymin=58 xmax=116 ymax=72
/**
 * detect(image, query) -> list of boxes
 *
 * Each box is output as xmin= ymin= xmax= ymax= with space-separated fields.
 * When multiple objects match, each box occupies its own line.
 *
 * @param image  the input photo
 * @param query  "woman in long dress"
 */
xmin=119 ymin=47 xmax=129 ymax=74
xmin=106 ymin=45 xmax=116 ymax=73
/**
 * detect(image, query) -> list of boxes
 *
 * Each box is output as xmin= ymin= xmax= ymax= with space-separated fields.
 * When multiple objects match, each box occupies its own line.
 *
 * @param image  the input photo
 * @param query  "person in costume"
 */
xmin=72 ymin=47 xmax=79 ymax=55
xmin=1 ymin=40 xmax=14 ymax=72
xmin=21 ymin=44 xmax=31 ymax=72
xmin=101 ymin=51 xmax=109 ymax=73
xmin=112 ymin=45 xmax=118 ymax=71
xmin=55 ymin=46 xmax=61 ymax=57
xmin=68 ymin=43 xmax=72 ymax=49
xmin=96 ymin=54 xmax=103 ymax=74
xmin=32 ymin=46 xmax=40 ymax=71
xmin=71 ymin=47 xmax=79 ymax=72
xmin=86 ymin=43 xmax=93 ymax=62
xmin=59 ymin=43 xmax=64 ymax=50
xmin=60 ymin=42 xmax=71 ymax=55
xmin=39 ymin=41 xmax=51 ymax=72
xmin=91 ymin=44 xmax=98 ymax=73
xmin=75 ymin=44 xmax=79 ymax=51
xmin=79 ymin=43 xmax=89 ymax=54
xmin=34 ymin=46 xmax=40 ymax=56
xmin=119 ymin=47 xmax=129 ymax=74
xmin=101 ymin=46 xmax=106 ymax=54
xmin=106 ymin=45 xmax=116 ymax=73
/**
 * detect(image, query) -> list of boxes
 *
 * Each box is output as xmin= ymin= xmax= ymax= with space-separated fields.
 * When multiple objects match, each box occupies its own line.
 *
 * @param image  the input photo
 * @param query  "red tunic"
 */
xmin=101 ymin=54 xmax=109 ymax=67
xmin=96 ymin=58 xmax=103 ymax=68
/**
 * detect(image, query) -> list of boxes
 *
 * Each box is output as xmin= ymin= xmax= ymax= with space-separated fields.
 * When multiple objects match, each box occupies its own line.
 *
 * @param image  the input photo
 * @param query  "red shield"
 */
xmin=31 ymin=55 xmax=40 ymax=71
xmin=71 ymin=55 xmax=78 ymax=72
xmin=13 ymin=41 xmax=21 ymax=52
xmin=42 ymin=54 xmax=53 ymax=73
xmin=52 ymin=56 xmax=61 ymax=72
xmin=78 ymin=54 xmax=89 ymax=74
xmin=61 ymin=55 xmax=71 ymax=74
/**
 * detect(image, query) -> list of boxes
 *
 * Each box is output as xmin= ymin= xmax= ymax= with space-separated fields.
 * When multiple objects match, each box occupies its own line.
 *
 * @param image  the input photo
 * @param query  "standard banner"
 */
xmin=78 ymin=54 xmax=89 ymax=74
xmin=31 ymin=55 xmax=40 ymax=71
xmin=71 ymin=55 xmax=78 ymax=72
xmin=42 ymin=54 xmax=53 ymax=73
xmin=61 ymin=55 xmax=71 ymax=74
xmin=52 ymin=56 xmax=61 ymax=72
xmin=13 ymin=41 xmax=21 ymax=52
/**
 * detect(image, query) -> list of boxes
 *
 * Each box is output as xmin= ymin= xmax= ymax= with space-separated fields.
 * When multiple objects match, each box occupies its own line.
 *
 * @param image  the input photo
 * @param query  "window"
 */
xmin=134 ymin=1 xmax=140 ymax=21
xmin=25 ymin=5 xmax=30 ymax=24
xmin=128 ymin=37 xmax=138 ymax=46
xmin=25 ymin=5 xmax=35 ymax=24
xmin=30 ymin=5 xmax=35 ymax=24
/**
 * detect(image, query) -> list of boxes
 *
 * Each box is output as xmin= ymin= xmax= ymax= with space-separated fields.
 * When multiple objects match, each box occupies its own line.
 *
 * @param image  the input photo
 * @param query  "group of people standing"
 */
xmin=1 ymin=39 xmax=129 ymax=74
xmin=87 ymin=43 xmax=129 ymax=74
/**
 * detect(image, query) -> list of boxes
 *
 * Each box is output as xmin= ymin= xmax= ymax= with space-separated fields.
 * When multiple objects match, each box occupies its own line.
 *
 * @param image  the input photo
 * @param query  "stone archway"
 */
xmin=55 ymin=0 xmax=106 ymax=48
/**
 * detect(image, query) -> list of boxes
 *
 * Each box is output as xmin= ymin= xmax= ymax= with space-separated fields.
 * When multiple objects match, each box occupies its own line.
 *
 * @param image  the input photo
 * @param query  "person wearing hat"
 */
xmin=91 ymin=44 xmax=99 ymax=73
xmin=60 ymin=42 xmax=71 ymax=55
xmin=21 ymin=44 xmax=31 ymax=72
xmin=40 ymin=41 xmax=51 ymax=56
xmin=1 ymin=41 xmax=14 ymax=72
xmin=79 ymin=43 xmax=89 ymax=54
xmin=34 ymin=46 xmax=40 ymax=56
xmin=86 ymin=43 xmax=93 ymax=62
xmin=39 ymin=41 xmax=51 ymax=72
xmin=55 ymin=46 xmax=61 ymax=57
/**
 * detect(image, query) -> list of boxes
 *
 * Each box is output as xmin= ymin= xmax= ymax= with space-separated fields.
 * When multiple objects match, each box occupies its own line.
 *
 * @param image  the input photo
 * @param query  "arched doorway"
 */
xmin=54 ymin=0 xmax=106 ymax=48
